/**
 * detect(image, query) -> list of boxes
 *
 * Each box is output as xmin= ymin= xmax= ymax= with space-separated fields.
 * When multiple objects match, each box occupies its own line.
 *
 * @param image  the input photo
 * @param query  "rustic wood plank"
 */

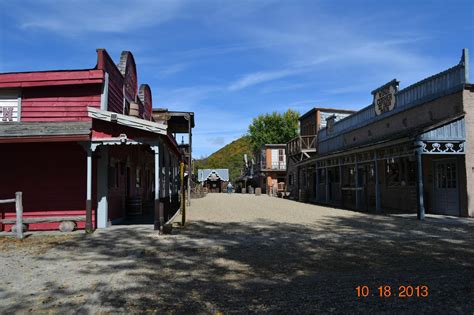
xmin=0 ymin=122 xmax=92 ymax=137
xmin=0 ymin=199 xmax=15 ymax=204
xmin=0 ymin=216 xmax=86 ymax=224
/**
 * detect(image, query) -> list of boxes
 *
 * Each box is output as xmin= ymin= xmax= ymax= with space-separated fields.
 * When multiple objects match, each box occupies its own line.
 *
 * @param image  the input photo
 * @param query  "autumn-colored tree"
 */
xmin=248 ymin=109 xmax=299 ymax=153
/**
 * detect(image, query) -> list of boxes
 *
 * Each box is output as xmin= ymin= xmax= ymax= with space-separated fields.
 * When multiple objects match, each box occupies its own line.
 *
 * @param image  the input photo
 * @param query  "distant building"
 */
xmin=198 ymin=169 xmax=229 ymax=193
xmin=255 ymin=144 xmax=287 ymax=195
xmin=286 ymin=108 xmax=355 ymax=200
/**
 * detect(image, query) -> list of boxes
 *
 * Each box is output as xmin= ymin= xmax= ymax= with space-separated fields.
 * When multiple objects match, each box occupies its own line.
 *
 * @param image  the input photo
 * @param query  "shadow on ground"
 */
xmin=1 ymin=214 xmax=473 ymax=313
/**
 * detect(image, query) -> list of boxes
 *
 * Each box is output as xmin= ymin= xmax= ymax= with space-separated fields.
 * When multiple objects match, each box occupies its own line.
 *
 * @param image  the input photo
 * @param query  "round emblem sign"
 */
xmin=374 ymin=85 xmax=396 ymax=116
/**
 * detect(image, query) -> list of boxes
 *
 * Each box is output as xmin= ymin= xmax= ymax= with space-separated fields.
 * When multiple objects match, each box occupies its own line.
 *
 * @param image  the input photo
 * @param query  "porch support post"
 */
xmin=339 ymin=159 xmax=343 ymax=207
xmin=187 ymin=115 xmax=192 ymax=206
xmin=325 ymin=166 xmax=329 ymax=203
xmin=375 ymin=151 xmax=381 ymax=213
xmin=97 ymin=145 xmax=109 ymax=228
xmin=180 ymin=160 xmax=186 ymax=226
xmin=316 ymin=166 xmax=320 ymax=202
xmin=151 ymin=145 xmax=163 ymax=231
xmin=355 ymin=155 xmax=360 ymax=210
xmin=85 ymin=146 xmax=94 ymax=233
xmin=164 ymin=147 xmax=170 ymax=222
xmin=416 ymin=140 xmax=425 ymax=220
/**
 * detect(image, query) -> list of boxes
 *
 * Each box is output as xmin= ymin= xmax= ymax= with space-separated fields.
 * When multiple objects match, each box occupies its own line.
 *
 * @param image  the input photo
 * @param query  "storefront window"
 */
xmin=407 ymin=160 xmax=416 ymax=185
xmin=342 ymin=166 xmax=355 ymax=187
xmin=318 ymin=168 xmax=326 ymax=184
xmin=386 ymin=157 xmax=416 ymax=187
xmin=334 ymin=167 xmax=340 ymax=183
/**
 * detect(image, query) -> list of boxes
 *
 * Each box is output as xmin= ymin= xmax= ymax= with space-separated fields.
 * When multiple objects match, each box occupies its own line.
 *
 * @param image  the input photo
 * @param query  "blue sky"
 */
xmin=0 ymin=0 xmax=473 ymax=157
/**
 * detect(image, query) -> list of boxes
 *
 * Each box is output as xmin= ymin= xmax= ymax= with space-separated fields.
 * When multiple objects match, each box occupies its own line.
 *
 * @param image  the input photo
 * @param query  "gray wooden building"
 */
xmin=288 ymin=49 xmax=473 ymax=218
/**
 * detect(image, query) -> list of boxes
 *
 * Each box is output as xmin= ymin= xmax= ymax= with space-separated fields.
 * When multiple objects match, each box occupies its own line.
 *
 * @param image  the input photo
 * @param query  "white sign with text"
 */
xmin=0 ymin=93 xmax=20 ymax=122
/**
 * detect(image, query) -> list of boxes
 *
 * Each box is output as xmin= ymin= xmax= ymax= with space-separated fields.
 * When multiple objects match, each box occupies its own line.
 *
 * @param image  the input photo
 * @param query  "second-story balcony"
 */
xmin=259 ymin=161 xmax=286 ymax=171
xmin=269 ymin=161 xmax=286 ymax=170
xmin=287 ymin=135 xmax=317 ymax=156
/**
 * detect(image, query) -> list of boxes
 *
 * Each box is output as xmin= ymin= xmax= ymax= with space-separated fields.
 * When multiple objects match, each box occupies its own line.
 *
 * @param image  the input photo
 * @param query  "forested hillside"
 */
xmin=194 ymin=136 xmax=253 ymax=182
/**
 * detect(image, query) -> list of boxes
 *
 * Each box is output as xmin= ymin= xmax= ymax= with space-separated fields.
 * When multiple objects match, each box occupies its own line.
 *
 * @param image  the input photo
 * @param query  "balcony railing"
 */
xmin=287 ymin=135 xmax=317 ymax=156
xmin=259 ymin=160 xmax=286 ymax=171
xmin=269 ymin=162 xmax=286 ymax=170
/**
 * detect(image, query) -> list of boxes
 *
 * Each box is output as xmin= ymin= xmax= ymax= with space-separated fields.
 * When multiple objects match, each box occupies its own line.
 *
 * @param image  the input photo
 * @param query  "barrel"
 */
xmin=255 ymin=188 xmax=261 ymax=196
xmin=126 ymin=196 xmax=142 ymax=216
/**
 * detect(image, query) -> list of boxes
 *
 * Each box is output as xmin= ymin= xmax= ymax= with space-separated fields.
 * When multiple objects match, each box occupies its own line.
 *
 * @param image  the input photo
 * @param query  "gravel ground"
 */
xmin=1 ymin=193 xmax=474 ymax=314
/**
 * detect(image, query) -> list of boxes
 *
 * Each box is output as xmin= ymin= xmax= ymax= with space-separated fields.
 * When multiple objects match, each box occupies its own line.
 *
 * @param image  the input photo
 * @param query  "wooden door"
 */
xmin=433 ymin=159 xmax=460 ymax=216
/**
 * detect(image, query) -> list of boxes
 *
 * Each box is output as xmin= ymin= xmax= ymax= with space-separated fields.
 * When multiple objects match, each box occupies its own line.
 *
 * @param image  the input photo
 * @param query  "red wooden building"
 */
xmin=0 ymin=49 xmax=190 ymax=232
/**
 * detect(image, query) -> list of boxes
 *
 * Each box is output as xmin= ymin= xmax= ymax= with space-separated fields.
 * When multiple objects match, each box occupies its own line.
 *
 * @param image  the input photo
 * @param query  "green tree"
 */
xmin=248 ymin=109 xmax=299 ymax=152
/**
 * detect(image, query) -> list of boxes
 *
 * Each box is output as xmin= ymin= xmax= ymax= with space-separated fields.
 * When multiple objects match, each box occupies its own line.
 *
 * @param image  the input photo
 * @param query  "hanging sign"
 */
xmin=372 ymin=79 xmax=399 ymax=116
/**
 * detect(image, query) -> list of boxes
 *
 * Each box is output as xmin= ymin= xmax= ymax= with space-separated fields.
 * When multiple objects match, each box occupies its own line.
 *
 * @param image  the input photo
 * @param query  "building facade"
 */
xmin=198 ymin=169 xmax=230 ymax=193
xmin=0 ymin=49 xmax=191 ymax=232
xmin=255 ymin=144 xmax=287 ymax=195
xmin=286 ymin=108 xmax=355 ymax=201
xmin=288 ymin=49 xmax=473 ymax=218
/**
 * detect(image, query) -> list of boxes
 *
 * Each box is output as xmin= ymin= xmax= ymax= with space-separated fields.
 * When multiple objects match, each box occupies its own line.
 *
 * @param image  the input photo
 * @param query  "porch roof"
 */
xmin=88 ymin=107 xmax=167 ymax=135
xmin=419 ymin=117 xmax=466 ymax=141
xmin=0 ymin=121 xmax=91 ymax=143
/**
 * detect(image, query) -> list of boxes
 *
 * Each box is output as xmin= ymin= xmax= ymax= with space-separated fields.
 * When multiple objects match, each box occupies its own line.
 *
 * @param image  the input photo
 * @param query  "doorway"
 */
xmin=433 ymin=159 xmax=460 ymax=215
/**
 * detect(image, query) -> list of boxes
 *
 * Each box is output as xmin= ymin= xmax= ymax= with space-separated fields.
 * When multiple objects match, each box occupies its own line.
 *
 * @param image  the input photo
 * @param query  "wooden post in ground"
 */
xmin=416 ymin=141 xmax=425 ymax=221
xmin=85 ymin=148 xmax=93 ymax=233
xmin=152 ymin=144 xmax=161 ymax=231
xmin=15 ymin=191 xmax=23 ymax=239
xmin=180 ymin=161 xmax=186 ymax=226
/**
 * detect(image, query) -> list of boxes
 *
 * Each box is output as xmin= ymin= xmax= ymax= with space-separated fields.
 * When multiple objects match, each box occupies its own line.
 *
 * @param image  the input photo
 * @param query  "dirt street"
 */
xmin=1 ymin=194 xmax=473 ymax=313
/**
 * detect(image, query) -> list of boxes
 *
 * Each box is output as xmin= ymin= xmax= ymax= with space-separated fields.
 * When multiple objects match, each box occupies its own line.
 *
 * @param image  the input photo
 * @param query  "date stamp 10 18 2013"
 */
xmin=356 ymin=285 xmax=429 ymax=298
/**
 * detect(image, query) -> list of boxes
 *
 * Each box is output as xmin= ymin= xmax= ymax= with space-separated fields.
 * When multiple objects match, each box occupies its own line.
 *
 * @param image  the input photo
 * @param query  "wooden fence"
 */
xmin=0 ymin=192 xmax=23 ymax=239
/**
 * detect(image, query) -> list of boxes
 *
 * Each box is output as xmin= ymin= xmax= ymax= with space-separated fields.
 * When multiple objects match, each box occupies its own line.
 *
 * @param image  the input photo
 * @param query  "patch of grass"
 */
xmin=0 ymin=234 xmax=79 ymax=254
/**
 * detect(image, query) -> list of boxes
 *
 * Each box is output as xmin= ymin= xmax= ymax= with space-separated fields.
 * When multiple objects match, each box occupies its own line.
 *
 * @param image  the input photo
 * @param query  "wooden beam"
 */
xmin=0 ymin=122 xmax=92 ymax=138
xmin=88 ymin=107 xmax=167 ymax=135
xmin=1 ymin=216 xmax=86 ymax=224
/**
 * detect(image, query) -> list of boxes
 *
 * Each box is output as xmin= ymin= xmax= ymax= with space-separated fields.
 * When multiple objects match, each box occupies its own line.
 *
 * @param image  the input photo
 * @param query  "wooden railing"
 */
xmin=287 ymin=135 xmax=317 ymax=156
xmin=269 ymin=162 xmax=286 ymax=170
xmin=0 ymin=192 xmax=23 ymax=239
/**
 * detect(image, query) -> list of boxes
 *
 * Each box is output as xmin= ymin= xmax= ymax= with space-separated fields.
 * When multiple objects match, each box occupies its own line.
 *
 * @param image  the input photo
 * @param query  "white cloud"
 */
xmin=229 ymin=68 xmax=302 ymax=91
xmin=14 ymin=0 xmax=184 ymax=34
xmin=208 ymin=136 xmax=225 ymax=146
xmin=154 ymin=85 xmax=220 ymax=111
xmin=157 ymin=63 xmax=190 ymax=77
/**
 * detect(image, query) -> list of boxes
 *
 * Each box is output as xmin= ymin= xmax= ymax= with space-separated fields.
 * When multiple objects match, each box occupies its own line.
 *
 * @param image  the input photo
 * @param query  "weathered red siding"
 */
xmin=96 ymin=49 xmax=124 ymax=115
xmin=0 ymin=70 xmax=103 ymax=88
xmin=139 ymin=84 xmax=152 ymax=121
xmin=21 ymin=84 xmax=102 ymax=122
xmin=0 ymin=142 xmax=95 ymax=231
